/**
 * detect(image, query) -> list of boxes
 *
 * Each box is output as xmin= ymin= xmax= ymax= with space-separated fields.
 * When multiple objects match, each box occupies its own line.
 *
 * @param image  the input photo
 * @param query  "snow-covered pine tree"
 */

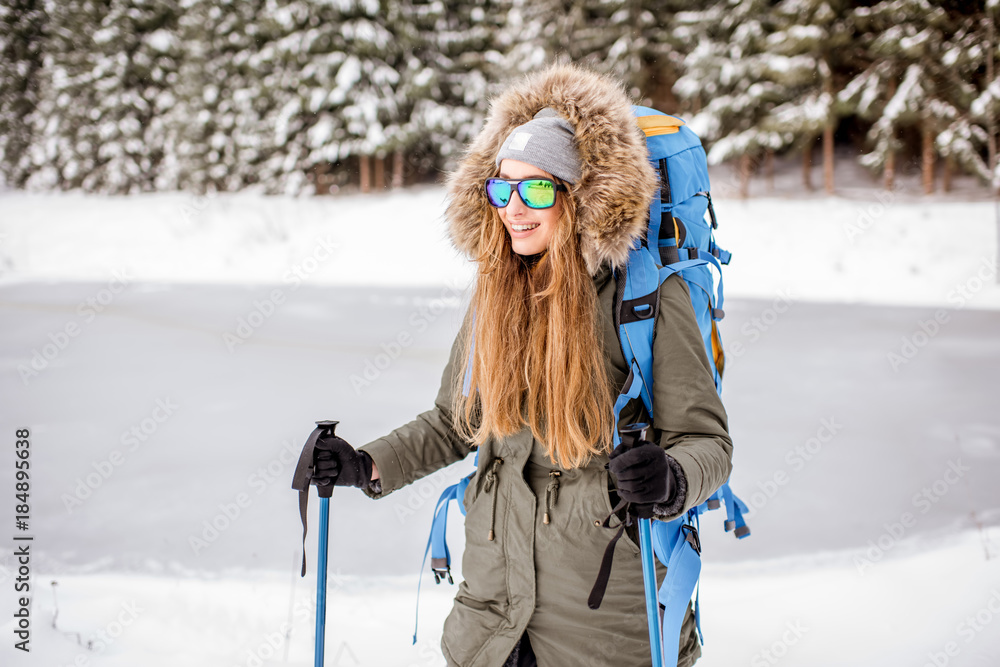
xmin=500 ymin=0 xmax=685 ymax=105
xmin=26 ymin=0 xmax=103 ymax=190
xmin=159 ymin=0 xmax=281 ymax=193
xmin=970 ymin=0 xmax=999 ymax=191
xmin=843 ymin=0 xmax=980 ymax=193
xmin=258 ymin=0 xmax=405 ymax=194
xmin=0 ymin=0 xmax=47 ymax=188
xmin=397 ymin=0 xmax=508 ymax=177
xmin=757 ymin=0 xmax=855 ymax=194
xmin=500 ymin=0 xmax=627 ymax=78
xmin=31 ymin=0 xmax=181 ymax=193
xmin=601 ymin=0 xmax=692 ymax=109
xmin=674 ymin=0 xmax=792 ymax=197
xmin=936 ymin=12 xmax=992 ymax=191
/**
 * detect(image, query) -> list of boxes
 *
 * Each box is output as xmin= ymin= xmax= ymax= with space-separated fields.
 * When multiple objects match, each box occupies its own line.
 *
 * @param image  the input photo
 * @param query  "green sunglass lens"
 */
xmin=521 ymin=180 xmax=555 ymax=208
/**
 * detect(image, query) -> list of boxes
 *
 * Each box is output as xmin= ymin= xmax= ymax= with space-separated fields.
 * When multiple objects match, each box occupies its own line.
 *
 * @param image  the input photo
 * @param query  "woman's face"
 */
xmin=496 ymin=159 xmax=563 ymax=256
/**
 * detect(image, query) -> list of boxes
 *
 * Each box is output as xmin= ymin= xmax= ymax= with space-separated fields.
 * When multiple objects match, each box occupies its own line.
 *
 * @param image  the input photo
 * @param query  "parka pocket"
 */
xmin=443 ymin=581 xmax=509 ymax=667
xmin=457 ymin=457 xmax=510 ymax=610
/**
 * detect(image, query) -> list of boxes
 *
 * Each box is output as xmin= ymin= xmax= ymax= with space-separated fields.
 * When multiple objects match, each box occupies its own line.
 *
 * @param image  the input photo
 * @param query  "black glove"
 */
xmin=608 ymin=442 xmax=675 ymax=519
xmin=312 ymin=435 xmax=373 ymax=490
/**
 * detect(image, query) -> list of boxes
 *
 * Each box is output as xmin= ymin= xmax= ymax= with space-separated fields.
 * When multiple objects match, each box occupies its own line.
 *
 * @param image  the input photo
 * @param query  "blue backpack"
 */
xmin=413 ymin=106 xmax=749 ymax=664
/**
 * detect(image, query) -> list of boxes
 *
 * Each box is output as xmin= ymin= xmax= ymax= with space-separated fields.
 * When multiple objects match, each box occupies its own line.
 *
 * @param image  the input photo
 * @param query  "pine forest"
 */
xmin=0 ymin=0 xmax=997 ymax=196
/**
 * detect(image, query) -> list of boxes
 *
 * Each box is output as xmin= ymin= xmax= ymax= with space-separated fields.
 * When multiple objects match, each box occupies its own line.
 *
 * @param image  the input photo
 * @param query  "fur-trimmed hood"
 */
xmin=444 ymin=64 xmax=657 ymax=275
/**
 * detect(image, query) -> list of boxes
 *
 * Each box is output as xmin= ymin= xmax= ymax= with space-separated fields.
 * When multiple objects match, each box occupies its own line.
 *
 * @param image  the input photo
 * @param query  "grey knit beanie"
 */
xmin=494 ymin=108 xmax=582 ymax=185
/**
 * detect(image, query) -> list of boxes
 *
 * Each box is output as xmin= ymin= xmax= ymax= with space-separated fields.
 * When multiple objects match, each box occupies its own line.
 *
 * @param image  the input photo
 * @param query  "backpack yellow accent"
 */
xmin=711 ymin=320 xmax=725 ymax=379
xmin=636 ymin=115 xmax=684 ymax=137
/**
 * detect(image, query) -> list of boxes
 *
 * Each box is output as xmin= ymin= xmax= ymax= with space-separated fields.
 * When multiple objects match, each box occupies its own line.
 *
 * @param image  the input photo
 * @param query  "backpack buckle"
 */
xmin=681 ymin=524 xmax=701 ymax=555
xmin=432 ymin=566 xmax=454 ymax=585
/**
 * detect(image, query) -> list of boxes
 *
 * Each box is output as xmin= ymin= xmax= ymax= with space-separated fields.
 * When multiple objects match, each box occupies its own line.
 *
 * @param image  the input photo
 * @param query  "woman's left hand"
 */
xmin=608 ymin=442 xmax=675 ymax=512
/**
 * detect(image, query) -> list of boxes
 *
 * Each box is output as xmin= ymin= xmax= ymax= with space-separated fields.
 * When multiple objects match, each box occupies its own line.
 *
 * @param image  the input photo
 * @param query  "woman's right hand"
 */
xmin=312 ymin=435 xmax=373 ymax=489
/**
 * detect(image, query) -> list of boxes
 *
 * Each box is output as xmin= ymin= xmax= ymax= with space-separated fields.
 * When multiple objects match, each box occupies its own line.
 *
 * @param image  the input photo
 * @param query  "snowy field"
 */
xmin=1 ymin=186 xmax=999 ymax=666
xmin=2 ymin=185 xmax=999 ymax=309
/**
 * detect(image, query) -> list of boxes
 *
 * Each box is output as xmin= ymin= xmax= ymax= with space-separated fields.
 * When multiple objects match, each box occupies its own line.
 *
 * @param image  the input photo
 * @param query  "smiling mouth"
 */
xmin=511 ymin=223 xmax=540 ymax=232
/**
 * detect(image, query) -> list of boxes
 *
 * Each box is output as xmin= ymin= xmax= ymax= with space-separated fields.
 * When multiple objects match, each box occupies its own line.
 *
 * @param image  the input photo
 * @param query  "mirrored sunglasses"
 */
xmin=484 ymin=177 xmax=567 ymax=210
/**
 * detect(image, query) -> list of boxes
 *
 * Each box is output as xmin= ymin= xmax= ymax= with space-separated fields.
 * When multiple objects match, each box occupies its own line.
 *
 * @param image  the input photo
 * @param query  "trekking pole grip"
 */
xmin=618 ymin=422 xmax=651 ymax=451
xmin=314 ymin=420 xmax=339 ymax=499
xmin=291 ymin=419 xmax=340 ymax=575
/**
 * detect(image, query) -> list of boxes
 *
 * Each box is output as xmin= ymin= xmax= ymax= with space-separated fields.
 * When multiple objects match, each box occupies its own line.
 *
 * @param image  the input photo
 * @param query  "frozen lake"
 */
xmin=1 ymin=281 xmax=997 ymax=577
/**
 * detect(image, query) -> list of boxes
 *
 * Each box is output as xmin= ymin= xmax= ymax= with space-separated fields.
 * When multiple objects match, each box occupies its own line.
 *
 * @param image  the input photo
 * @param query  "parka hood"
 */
xmin=444 ymin=64 xmax=657 ymax=275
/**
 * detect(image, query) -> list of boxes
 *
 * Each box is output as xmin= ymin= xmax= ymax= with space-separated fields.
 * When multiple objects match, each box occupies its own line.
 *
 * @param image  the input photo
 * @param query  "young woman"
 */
xmin=313 ymin=64 xmax=733 ymax=667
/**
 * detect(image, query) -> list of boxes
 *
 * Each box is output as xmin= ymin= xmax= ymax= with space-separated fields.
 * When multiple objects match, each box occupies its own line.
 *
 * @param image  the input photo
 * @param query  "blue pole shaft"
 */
xmin=315 ymin=497 xmax=330 ymax=667
xmin=638 ymin=517 xmax=664 ymax=667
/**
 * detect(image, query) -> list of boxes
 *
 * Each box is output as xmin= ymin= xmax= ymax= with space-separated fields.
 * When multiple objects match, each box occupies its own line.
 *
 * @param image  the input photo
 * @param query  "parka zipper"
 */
xmin=484 ymin=457 xmax=504 ymax=541
xmin=543 ymin=470 xmax=561 ymax=524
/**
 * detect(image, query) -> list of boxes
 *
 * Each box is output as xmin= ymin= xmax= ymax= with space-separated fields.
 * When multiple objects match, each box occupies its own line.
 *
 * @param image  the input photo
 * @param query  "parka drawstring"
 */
xmin=543 ymin=470 xmax=561 ymax=524
xmin=484 ymin=457 xmax=504 ymax=541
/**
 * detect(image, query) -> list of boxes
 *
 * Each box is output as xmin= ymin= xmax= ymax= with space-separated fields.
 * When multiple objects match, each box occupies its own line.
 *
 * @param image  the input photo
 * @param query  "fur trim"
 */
xmin=652 ymin=454 xmax=688 ymax=520
xmin=445 ymin=64 xmax=657 ymax=275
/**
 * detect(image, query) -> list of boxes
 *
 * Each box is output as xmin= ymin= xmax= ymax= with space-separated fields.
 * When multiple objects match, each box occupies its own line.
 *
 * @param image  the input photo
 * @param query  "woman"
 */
xmin=314 ymin=64 xmax=733 ymax=667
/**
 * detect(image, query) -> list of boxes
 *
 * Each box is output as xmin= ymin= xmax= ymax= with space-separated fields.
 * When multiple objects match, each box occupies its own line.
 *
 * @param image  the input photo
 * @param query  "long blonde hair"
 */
xmin=451 ymin=188 xmax=616 ymax=469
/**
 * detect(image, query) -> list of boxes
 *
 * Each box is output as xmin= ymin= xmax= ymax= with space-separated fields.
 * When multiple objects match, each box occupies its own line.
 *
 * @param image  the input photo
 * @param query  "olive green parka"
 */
xmin=358 ymin=65 xmax=733 ymax=667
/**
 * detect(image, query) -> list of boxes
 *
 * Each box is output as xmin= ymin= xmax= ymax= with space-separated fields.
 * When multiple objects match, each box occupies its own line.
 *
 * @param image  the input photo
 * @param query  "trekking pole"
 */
xmin=620 ymin=423 xmax=665 ymax=667
xmin=314 ymin=487 xmax=332 ymax=667
xmin=638 ymin=517 xmax=664 ymax=667
xmin=291 ymin=420 xmax=341 ymax=667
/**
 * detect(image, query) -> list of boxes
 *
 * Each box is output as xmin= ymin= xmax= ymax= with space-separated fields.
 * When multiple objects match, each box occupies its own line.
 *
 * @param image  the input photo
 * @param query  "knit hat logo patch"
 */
xmin=509 ymin=132 xmax=531 ymax=151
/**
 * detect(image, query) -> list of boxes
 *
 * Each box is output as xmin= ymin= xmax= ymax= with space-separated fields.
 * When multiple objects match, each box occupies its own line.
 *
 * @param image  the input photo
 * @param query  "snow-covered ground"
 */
xmin=1 ymin=187 xmax=999 ymax=666
xmin=1 ymin=186 xmax=998 ymax=309
xmin=10 ymin=530 xmax=1000 ymax=667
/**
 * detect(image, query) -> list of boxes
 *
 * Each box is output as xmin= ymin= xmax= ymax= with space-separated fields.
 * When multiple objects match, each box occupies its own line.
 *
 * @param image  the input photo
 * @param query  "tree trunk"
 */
xmin=360 ymin=154 xmax=370 ymax=193
xmin=374 ymin=156 xmax=385 ymax=191
xmin=884 ymin=76 xmax=897 ymax=191
xmin=802 ymin=139 xmax=813 ymax=191
xmin=922 ymin=120 xmax=935 ymax=195
xmin=739 ymin=153 xmax=752 ymax=199
xmin=644 ymin=59 xmax=679 ymax=113
xmin=823 ymin=73 xmax=835 ymax=195
xmin=823 ymin=122 xmax=834 ymax=194
xmin=943 ymin=154 xmax=954 ymax=193
xmin=765 ymin=149 xmax=775 ymax=193
xmin=392 ymin=149 xmax=404 ymax=189
xmin=884 ymin=149 xmax=896 ymax=192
